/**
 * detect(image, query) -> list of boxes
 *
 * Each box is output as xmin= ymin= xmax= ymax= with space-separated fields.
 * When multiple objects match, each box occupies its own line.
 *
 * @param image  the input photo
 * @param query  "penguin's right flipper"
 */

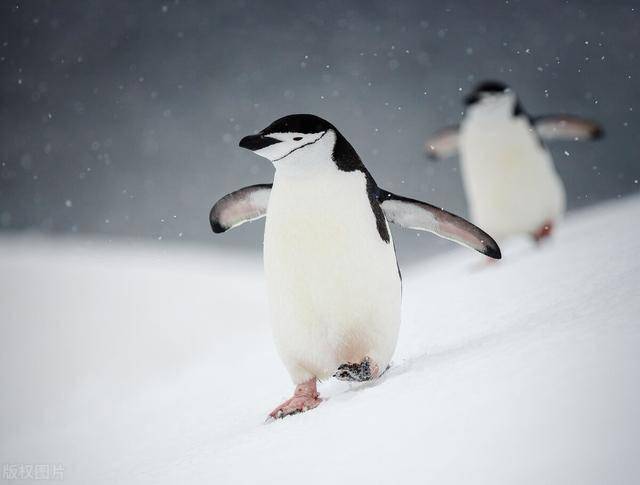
xmin=534 ymin=115 xmax=603 ymax=141
xmin=209 ymin=184 xmax=272 ymax=233
xmin=424 ymin=125 xmax=459 ymax=159
xmin=378 ymin=190 xmax=501 ymax=259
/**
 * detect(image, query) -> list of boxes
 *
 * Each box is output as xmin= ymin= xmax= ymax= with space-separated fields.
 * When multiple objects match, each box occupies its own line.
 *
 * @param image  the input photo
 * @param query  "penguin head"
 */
xmin=239 ymin=114 xmax=335 ymax=163
xmin=464 ymin=80 xmax=516 ymax=113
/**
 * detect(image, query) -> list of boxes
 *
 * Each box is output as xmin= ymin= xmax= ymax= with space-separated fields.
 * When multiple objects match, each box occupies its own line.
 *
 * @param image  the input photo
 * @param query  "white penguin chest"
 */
xmin=263 ymin=166 xmax=400 ymax=329
xmin=458 ymin=115 xmax=566 ymax=237
xmin=460 ymin=116 xmax=551 ymax=182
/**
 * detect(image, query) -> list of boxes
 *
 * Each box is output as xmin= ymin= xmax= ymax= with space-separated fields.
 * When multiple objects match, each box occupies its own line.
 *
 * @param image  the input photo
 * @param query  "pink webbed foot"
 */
xmin=532 ymin=220 xmax=554 ymax=244
xmin=268 ymin=378 xmax=322 ymax=420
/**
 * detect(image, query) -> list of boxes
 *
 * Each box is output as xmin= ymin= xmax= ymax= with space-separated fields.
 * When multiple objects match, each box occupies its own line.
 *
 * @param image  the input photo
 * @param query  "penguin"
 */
xmin=425 ymin=81 xmax=603 ymax=243
xmin=210 ymin=114 xmax=501 ymax=419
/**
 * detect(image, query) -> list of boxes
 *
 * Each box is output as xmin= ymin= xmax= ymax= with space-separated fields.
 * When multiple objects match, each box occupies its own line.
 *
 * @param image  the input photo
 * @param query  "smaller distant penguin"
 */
xmin=210 ymin=114 xmax=501 ymax=419
xmin=425 ymin=81 xmax=603 ymax=244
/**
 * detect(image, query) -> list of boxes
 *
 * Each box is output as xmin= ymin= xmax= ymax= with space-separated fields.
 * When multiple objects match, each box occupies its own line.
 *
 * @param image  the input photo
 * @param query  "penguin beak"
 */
xmin=463 ymin=92 xmax=479 ymax=106
xmin=239 ymin=134 xmax=281 ymax=151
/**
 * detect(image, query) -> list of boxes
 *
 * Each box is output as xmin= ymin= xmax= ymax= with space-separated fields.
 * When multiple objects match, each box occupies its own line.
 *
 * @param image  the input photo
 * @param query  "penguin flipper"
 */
xmin=534 ymin=115 xmax=603 ymax=141
xmin=209 ymin=184 xmax=272 ymax=233
xmin=377 ymin=190 xmax=501 ymax=259
xmin=424 ymin=125 xmax=459 ymax=159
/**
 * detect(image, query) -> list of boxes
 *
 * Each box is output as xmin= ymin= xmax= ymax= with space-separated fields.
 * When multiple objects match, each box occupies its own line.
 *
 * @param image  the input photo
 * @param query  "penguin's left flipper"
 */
xmin=534 ymin=115 xmax=604 ymax=141
xmin=424 ymin=125 xmax=459 ymax=159
xmin=378 ymin=189 xmax=501 ymax=259
xmin=209 ymin=184 xmax=272 ymax=233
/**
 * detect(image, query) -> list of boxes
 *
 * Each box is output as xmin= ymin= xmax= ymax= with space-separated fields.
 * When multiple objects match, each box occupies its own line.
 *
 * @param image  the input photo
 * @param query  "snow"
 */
xmin=1 ymin=196 xmax=639 ymax=484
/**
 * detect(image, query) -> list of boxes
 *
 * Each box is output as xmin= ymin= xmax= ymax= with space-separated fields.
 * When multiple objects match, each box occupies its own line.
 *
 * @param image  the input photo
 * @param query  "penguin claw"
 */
xmin=267 ymin=397 xmax=321 ymax=420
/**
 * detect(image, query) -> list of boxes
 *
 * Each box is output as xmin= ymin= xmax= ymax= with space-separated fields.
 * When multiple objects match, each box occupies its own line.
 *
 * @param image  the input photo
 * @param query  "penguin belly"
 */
xmin=459 ymin=116 xmax=566 ymax=241
xmin=264 ymin=168 xmax=402 ymax=384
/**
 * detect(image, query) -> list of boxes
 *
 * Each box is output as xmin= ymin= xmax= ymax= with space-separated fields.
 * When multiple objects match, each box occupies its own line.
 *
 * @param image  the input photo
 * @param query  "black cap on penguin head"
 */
xmin=260 ymin=114 xmax=336 ymax=136
xmin=464 ymin=80 xmax=511 ymax=106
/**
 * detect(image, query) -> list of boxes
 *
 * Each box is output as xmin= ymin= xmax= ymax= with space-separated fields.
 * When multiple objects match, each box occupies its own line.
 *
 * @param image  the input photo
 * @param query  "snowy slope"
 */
xmin=1 ymin=196 xmax=639 ymax=484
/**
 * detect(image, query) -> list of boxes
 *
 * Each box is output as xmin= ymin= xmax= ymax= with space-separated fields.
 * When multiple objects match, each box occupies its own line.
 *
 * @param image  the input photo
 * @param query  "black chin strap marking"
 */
xmin=273 ymin=130 xmax=328 ymax=162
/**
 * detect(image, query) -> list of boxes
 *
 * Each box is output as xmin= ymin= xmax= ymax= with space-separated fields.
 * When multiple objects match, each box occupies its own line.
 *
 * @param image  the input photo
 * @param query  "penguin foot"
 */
xmin=532 ymin=221 xmax=554 ymax=243
xmin=333 ymin=357 xmax=379 ymax=382
xmin=268 ymin=378 xmax=322 ymax=420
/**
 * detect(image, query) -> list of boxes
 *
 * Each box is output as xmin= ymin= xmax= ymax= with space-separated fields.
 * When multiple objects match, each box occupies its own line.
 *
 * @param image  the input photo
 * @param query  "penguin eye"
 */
xmin=293 ymin=136 xmax=303 ymax=141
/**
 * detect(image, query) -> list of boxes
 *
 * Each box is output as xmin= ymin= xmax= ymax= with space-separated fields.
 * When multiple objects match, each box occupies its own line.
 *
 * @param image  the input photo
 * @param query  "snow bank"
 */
xmin=1 ymin=197 xmax=639 ymax=484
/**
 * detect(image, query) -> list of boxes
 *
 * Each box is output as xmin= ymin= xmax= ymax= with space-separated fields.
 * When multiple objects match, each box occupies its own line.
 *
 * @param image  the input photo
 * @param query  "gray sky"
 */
xmin=1 ymin=0 xmax=638 ymax=261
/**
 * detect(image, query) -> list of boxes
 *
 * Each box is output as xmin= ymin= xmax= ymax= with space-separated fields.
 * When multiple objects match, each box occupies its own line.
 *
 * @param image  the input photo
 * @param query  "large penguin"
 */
xmin=425 ymin=81 xmax=603 ymax=243
xmin=211 ymin=114 xmax=500 ymax=419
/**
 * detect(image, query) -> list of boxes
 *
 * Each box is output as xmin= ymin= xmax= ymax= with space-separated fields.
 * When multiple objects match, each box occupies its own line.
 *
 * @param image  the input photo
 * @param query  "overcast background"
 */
xmin=1 ymin=0 xmax=638 ymax=262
